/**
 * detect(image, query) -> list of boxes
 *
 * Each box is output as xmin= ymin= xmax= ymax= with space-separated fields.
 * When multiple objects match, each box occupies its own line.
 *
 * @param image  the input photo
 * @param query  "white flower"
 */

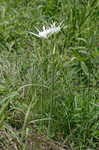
xmin=29 ymin=21 xmax=63 ymax=39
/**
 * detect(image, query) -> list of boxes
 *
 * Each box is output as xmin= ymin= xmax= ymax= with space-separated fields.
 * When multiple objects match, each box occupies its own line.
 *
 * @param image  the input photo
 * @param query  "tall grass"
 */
xmin=0 ymin=0 xmax=99 ymax=149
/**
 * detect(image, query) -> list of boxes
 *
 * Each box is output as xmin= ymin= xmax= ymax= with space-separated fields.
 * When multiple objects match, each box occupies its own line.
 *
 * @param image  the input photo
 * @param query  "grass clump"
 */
xmin=0 ymin=0 xmax=99 ymax=149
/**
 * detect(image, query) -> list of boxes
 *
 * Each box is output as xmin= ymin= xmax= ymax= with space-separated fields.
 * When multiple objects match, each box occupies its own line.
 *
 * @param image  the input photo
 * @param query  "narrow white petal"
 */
xmin=28 ymin=32 xmax=40 ymax=37
xmin=53 ymin=22 xmax=55 ymax=27
xmin=43 ymin=26 xmax=46 ymax=30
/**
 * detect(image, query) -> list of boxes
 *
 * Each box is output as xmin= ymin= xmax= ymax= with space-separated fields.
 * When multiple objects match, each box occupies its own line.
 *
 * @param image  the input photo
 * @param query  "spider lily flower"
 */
xmin=29 ymin=22 xmax=63 ymax=39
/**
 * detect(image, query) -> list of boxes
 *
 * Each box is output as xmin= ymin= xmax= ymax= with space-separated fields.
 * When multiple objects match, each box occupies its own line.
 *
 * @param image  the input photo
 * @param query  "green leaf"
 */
xmin=81 ymin=61 xmax=89 ymax=76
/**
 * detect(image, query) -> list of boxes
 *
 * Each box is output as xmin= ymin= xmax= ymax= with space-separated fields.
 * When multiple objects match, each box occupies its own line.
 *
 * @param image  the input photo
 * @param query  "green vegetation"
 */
xmin=0 ymin=0 xmax=99 ymax=149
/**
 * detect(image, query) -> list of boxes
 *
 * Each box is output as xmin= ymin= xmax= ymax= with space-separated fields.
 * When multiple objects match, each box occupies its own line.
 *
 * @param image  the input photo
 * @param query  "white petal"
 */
xmin=43 ymin=26 xmax=46 ymax=30
xmin=28 ymin=31 xmax=40 ymax=37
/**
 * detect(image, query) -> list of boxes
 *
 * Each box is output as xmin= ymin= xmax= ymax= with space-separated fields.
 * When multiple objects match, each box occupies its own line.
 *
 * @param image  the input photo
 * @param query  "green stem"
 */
xmin=48 ymin=40 xmax=55 ymax=136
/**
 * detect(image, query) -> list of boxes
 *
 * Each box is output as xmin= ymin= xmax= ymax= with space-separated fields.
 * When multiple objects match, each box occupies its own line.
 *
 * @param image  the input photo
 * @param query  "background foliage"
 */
xmin=0 ymin=0 xmax=99 ymax=149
